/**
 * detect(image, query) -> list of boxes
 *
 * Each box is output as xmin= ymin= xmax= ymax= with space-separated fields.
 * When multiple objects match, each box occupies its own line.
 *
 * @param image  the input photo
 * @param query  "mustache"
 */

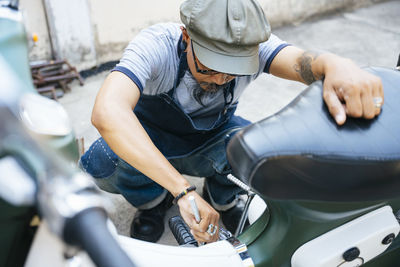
xmin=199 ymin=82 xmax=227 ymax=93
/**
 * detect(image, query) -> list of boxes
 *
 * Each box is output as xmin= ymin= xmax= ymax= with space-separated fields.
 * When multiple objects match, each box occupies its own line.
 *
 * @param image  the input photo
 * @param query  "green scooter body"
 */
xmin=230 ymin=67 xmax=400 ymax=266
xmin=240 ymin=199 xmax=400 ymax=266
xmin=0 ymin=199 xmax=36 ymax=267
xmin=0 ymin=6 xmax=79 ymax=266
xmin=0 ymin=8 xmax=33 ymax=92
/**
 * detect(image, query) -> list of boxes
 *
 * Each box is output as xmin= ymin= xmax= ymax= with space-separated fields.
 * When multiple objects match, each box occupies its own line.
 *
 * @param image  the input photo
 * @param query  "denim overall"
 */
xmin=80 ymin=41 xmax=250 ymax=209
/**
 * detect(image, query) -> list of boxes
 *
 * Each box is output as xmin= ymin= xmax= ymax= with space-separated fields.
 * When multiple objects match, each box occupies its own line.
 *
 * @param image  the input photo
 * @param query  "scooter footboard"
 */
xmin=118 ymin=235 xmax=249 ymax=267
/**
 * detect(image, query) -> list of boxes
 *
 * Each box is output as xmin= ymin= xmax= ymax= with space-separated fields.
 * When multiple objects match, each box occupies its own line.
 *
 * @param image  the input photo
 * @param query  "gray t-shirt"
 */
xmin=113 ymin=22 xmax=288 ymax=119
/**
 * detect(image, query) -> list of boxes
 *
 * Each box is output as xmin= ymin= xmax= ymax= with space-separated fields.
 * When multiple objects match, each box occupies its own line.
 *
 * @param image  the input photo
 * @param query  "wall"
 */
xmin=43 ymin=0 xmax=97 ymax=70
xmin=261 ymin=0 xmax=385 ymax=27
xmin=20 ymin=0 xmax=52 ymax=62
xmin=22 ymin=0 xmax=388 ymax=70
xmin=88 ymin=0 xmax=183 ymax=64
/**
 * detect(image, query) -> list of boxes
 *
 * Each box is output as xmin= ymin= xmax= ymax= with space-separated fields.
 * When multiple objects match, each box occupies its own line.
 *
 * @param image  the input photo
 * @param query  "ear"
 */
xmin=180 ymin=26 xmax=189 ymax=50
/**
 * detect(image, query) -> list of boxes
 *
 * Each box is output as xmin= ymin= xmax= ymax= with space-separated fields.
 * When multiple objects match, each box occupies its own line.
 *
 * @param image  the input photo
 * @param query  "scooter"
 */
xmin=1 ymin=1 xmax=400 ymax=267
xmin=3 ymin=61 xmax=400 ymax=267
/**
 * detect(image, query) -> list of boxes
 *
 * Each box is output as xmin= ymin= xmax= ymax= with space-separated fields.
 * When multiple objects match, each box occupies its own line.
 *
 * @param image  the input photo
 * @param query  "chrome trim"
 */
xmin=0 ymin=156 xmax=36 ymax=206
xmin=38 ymin=172 xmax=105 ymax=236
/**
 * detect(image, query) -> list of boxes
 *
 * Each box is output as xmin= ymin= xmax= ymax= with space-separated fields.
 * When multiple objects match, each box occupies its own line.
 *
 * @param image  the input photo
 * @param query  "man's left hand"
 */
xmin=322 ymin=57 xmax=383 ymax=125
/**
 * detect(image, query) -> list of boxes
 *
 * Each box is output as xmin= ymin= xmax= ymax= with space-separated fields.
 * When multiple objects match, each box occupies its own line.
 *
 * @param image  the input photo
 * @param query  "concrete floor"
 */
xmin=59 ymin=0 xmax=400 ymax=245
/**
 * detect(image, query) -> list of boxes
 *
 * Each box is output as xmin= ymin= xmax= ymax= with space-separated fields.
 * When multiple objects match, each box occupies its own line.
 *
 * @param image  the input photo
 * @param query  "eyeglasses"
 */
xmin=190 ymin=40 xmax=247 ymax=78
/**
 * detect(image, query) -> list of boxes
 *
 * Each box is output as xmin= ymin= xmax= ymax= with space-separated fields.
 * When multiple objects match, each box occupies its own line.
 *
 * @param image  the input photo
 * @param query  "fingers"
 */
xmin=344 ymin=76 xmax=383 ymax=119
xmin=343 ymin=86 xmax=363 ymax=118
xmin=191 ymin=201 xmax=220 ymax=243
xmin=191 ymin=221 xmax=219 ymax=243
xmin=178 ymin=193 xmax=220 ymax=243
xmin=360 ymin=84 xmax=375 ymax=119
xmin=358 ymin=76 xmax=383 ymax=119
xmin=323 ymin=73 xmax=383 ymax=125
xmin=323 ymin=85 xmax=346 ymax=125
xmin=373 ymin=77 xmax=384 ymax=116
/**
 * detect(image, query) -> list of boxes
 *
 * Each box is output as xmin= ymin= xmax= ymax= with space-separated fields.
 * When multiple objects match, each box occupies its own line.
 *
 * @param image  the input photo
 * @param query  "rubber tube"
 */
xmin=63 ymin=208 xmax=136 ymax=267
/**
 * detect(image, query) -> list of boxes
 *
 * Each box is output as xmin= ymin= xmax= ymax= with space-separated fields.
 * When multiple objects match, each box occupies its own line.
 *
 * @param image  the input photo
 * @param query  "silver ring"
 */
xmin=211 ymin=225 xmax=218 ymax=235
xmin=207 ymin=224 xmax=214 ymax=235
xmin=373 ymin=97 xmax=383 ymax=109
xmin=207 ymin=224 xmax=217 ymax=236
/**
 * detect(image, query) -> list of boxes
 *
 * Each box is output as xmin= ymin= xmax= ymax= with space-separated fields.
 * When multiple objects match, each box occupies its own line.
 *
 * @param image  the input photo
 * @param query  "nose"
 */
xmin=213 ymin=74 xmax=232 ymax=85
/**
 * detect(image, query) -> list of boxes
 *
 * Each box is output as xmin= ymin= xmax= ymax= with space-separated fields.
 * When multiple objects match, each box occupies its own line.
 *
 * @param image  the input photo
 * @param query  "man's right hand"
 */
xmin=177 ymin=191 xmax=220 ymax=243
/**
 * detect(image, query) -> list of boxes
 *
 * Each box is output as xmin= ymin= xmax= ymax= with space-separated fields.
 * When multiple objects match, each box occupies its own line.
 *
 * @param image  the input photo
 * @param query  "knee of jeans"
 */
xmin=80 ymin=138 xmax=118 ymax=178
xmin=215 ymin=161 xmax=232 ymax=175
xmin=204 ymin=143 xmax=232 ymax=175
xmin=117 ymin=159 xmax=156 ymax=187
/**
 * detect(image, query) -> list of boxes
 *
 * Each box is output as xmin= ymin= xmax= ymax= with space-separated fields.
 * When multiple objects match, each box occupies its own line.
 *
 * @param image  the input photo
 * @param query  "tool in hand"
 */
xmin=188 ymin=195 xmax=201 ymax=223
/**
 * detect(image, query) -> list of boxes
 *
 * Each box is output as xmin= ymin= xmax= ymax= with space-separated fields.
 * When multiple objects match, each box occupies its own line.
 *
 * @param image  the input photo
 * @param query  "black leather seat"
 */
xmin=227 ymin=67 xmax=400 ymax=202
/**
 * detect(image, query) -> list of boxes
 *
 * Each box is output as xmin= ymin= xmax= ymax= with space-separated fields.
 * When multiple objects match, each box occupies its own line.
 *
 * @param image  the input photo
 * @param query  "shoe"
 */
xmin=130 ymin=193 xmax=173 ymax=243
xmin=219 ymin=198 xmax=249 ymax=234
xmin=202 ymin=187 xmax=249 ymax=234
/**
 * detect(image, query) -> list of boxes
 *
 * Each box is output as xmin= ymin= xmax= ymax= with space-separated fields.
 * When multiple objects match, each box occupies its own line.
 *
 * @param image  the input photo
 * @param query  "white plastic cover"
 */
xmin=291 ymin=206 xmax=400 ymax=267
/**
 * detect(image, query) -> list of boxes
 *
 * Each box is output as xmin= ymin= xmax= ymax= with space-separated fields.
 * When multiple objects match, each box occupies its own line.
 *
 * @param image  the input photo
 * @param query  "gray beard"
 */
xmin=184 ymin=72 xmax=229 ymax=106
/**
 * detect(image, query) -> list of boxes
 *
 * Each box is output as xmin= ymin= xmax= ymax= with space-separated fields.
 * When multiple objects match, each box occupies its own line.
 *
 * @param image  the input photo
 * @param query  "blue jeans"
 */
xmin=80 ymin=131 xmax=244 ymax=209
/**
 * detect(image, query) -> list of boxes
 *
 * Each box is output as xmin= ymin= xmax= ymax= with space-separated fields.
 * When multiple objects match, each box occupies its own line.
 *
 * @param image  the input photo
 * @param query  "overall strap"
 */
xmin=173 ymin=53 xmax=188 ymax=89
xmin=169 ymin=35 xmax=188 ymax=96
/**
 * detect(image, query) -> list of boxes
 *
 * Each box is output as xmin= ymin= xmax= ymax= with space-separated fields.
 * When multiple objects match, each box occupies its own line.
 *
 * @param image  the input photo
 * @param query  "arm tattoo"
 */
xmin=294 ymin=51 xmax=323 ymax=85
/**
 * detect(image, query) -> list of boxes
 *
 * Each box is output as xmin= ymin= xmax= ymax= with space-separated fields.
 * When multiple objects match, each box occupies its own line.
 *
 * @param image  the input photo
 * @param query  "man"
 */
xmin=80 ymin=0 xmax=383 ymax=244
